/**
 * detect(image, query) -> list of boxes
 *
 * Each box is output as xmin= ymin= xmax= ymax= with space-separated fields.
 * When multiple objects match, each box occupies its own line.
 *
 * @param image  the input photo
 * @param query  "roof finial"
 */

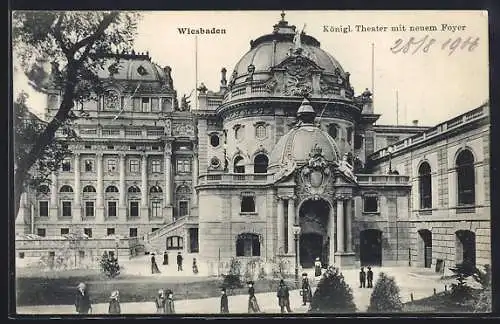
xmin=280 ymin=10 xmax=286 ymax=22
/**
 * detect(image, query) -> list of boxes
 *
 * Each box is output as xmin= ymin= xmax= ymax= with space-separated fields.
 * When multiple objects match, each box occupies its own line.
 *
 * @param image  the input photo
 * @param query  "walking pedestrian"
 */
xmin=367 ymin=266 xmax=374 ymax=288
xmin=301 ymin=273 xmax=313 ymax=306
xmin=155 ymin=289 xmax=166 ymax=313
xmin=75 ymin=282 xmax=92 ymax=314
xmin=247 ymin=281 xmax=261 ymax=313
xmin=314 ymin=257 xmax=322 ymax=277
xmin=277 ymin=279 xmax=292 ymax=313
xmin=359 ymin=267 xmax=366 ymax=288
xmin=220 ymin=287 xmax=229 ymax=314
xmin=163 ymin=251 xmax=168 ymax=265
xmin=151 ymin=253 xmax=161 ymax=274
xmin=192 ymin=257 xmax=199 ymax=274
xmin=165 ymin=289 xmax=175 ymax=314
xmin=177 ymin=252 xmax=183 ymax=271
xmin=108 ymin=290 xmax=121 ymax=314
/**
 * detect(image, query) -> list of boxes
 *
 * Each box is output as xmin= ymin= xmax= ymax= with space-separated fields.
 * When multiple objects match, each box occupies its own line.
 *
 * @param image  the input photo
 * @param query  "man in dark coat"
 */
xmin=75 ymin=282 xmax=92 ymax=314
xmin=301 ymin=273 xmax=312 ymax=306
xmin=277 ymin=279 xmax=292 ymax=313
xmin=367 ymin=266 xmax=374 ymax=288
xmin=220 ymin=287 xmax=229 ymax=314
xmin=359 ymin=267 xmax=366 ymax=288
xmin=177 ymin=252 xmax=183 ymax=271
xmin=163 ymin=251 xmax=168 ymax=265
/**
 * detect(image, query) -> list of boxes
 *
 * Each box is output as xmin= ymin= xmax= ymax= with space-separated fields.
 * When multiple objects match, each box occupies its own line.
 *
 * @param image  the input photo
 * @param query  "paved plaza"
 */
xmin=17 ymin=258 xmax=450 ymax=314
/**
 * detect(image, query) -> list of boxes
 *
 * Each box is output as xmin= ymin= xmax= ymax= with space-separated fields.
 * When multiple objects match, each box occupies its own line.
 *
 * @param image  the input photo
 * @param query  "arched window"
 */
xmin=456 ymin=150 xmax=475 ymax=205
xmin=105 ymin=186 xmax=119 ymax=193
xmin=210 ymin=133 xmax=220 ymax=147
xmin=236 ymin=233 xmax=260 ymax=257
xmin=37 ymin=185 xmax=50 ymax=194
xmin=253 ymin=154 xmax=268 ymax=173
xmin=418 ymin=162 xmax=432 ymax=209
xmin=60 ymin=185 xmax=73 ymax=193
xmin=128 ymin=185 xmax=141 ymax=193
xmin=150 ymin=186 xmax=163 ymax=193
xmin=255 ymin=124 xmax=267 ymax=139
xmin=328 ymin=124 xmax=338 ymax=139
xmin=234 ymin=156 xmax=245 ymax=174
xmin=83 ymin=185 xmax=96 ymax=193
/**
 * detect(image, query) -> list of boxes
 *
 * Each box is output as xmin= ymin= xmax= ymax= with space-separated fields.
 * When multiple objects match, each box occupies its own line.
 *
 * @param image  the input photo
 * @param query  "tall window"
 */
xmin=328 ymin=124 xmax=338 ymax=139
xmin=37 ymin=228 xmax=46 ymax=237
xmin=354 ymin=135 xmax=364 ymax=150
xmin=130 ymin=201 xmax=139 ymax=217
xmin=151 ymin=98 xmax=160 ymax=112
xmin=129 ymin=228 xmax=138 ymax=237
xmin=84 ymin=228 xmax=92 ymax=238
xmin=39 ymin=201 xmax=49 ymax=217
xmin=347 ymin=127 xmax=353 ymax=144
xmin=107 ymin=228 xmax=115 ymax=236
xmin=255 ymin=124 xmax=267 ymax=139
xmin=142 ymin=97 xmax=150 ymax=112
xmin=456 ymin=150 xmax=475 ymax=205
xmin=62 ymin=201 xmax=72 ymax=217
xmin=210 ymin=134 xmax=220 ymax=147
xmin=151 ymin=160 xmax=161 ymax=173
xmin=234 ymin=156 xmax=245 ymax=173
xmin=129 ymin=159 xmax=140 ymax=173
xmin=253 ymin=154 xmax=268 ymax=173
xmin=108 ymin=201 xmax=117 ymax=217
xmin=84 ymin=160 xmax=94 ymax=172
xmin=61 ymin=158 xmax=72 ymax=172
xmin=418 ymin=162 xmax=432 ymax=209
xmin=151 ymin=201 xmax=162 ymax=218
xmin=176 ymin=159 xmax=191 ymax=173
xmin=107 ymin=159 xmax=117 ymax=173
xmin=85 ymin=201 xmax=95 ymax=217
xmin=363 ymin=196 xmax=378 ymax=213
xmin=241 ymin=193 xmax=256 ymax=213
xmin=236 ymin=233 xmax=260 ymax=257
xmin=234 ymin=125 xmax=243 ymax=140
xmin=179 ymin=201 xmax=189 ymax=217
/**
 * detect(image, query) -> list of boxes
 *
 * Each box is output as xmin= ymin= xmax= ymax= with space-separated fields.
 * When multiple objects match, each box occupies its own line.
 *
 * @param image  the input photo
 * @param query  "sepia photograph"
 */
xmin=11 ymin=10 xmax=491 ymax=315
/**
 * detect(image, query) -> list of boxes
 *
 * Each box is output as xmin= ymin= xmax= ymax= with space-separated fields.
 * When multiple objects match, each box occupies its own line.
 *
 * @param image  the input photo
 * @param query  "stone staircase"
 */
xmin=139 ymin=216 xmax=194 ymax=255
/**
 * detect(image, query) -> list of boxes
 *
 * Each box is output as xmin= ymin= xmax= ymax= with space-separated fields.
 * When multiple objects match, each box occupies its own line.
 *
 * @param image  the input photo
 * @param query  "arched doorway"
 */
xmin=418 ymin=229 xmax=433 ymax=268
xmin=299 ymin=199 xmax=330 ymax=268
xmin=455 ymin=230 xmax=476 ymax=267
xmin=360 ymin=229 xmax=382 ymax=266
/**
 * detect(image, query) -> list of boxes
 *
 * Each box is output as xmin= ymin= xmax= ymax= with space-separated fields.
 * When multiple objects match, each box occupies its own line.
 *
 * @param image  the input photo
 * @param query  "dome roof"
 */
xmin=269 ymin=124 xmax=341 ymax=170
xmin=96 ymin=53 xmax=172 ymax=83
xmin=230 ymin=16 xmax=346 ymax=86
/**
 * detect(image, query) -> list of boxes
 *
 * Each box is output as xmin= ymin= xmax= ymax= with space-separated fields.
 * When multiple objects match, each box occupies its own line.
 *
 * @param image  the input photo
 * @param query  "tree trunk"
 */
xmin=13 ymin=64 xmax=79 ymax=221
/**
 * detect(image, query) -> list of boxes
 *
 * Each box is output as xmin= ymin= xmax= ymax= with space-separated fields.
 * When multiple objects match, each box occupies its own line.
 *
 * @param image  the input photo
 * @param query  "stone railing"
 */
xmin=356 ymin=174 xmax=410 ymax=185
xmin=198 ymin=173 xmax=270 ymax=185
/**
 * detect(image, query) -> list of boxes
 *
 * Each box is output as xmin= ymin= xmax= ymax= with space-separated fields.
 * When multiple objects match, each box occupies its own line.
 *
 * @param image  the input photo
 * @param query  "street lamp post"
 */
xmin=292 ymin=225 xmax=301 ymax=289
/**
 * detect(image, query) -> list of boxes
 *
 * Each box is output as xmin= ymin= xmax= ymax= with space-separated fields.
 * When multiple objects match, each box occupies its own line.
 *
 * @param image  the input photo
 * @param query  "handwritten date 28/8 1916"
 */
xmin=390 ymin=35 xmax=479 ymax=56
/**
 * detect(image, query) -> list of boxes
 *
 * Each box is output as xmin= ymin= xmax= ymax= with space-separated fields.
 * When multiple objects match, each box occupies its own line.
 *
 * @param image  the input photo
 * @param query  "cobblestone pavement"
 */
xmin=17 ymin=265 xmax=448 ymax=315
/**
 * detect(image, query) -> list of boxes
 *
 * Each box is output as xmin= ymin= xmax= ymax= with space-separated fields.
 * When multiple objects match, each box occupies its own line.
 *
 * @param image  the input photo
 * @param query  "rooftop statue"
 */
xmin=178 ymin=90 xmax=194 ymax=111
xmin=338 ymin=152 xmax=357 ymax=182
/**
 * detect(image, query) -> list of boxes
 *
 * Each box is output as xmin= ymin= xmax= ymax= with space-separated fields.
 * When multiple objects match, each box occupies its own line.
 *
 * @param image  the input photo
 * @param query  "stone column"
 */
xmin=141 ymin=154 xmax=148 ymax=219
xmin=287 ymin=197 xmax=295 ymax=255
xmin=50 ymin=172 xmax=58 ymax=220
xmin=336 ymin=198 xmax=345 ymax=253
xmin=119 ymin=153 xmax=126 ymax=220
xmin=96 ymin=153 xmax=104 ymax=222
xmin=345 ymin=199 xmax=353 ymax=253
xmin=277 ymin=196 xmax=285 ymax=254
xmin=73 ymin=153 xmax=81 ymax=221
xmin=192 ymin=146 xmax=199 ymax=207
xmin=165 ymin=143 xmax=172 ymax=206
xmin=329 ymin=206 xmax=336 ymax=267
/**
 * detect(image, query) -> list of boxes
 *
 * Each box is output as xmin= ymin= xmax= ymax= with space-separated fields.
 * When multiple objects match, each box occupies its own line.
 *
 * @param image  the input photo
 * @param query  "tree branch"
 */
xmin=53 ymin=13 xmax=70 ymax=57
xmin=70 ymin=11 xmax=120 ymax=61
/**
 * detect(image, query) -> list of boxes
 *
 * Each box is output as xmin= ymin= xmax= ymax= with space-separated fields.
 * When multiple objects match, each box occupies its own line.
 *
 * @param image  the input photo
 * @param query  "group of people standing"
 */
xmin=150 ymin=251 xmax=199 ymax=275
xmin=155 ymin=289 xmax=176 ymax=314
xmin=359 ymin=266 xmax=374 ymax=288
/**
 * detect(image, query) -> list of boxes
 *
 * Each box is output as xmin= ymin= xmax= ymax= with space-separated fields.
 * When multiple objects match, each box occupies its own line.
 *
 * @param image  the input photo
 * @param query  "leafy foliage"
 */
xmin=367 ymin=272 xmax=403 ymax=313
xmin=258 ymin=265 xmax=266 ymax=280
xmin=99 ymin=252 xmax=121 ymax=278
xmin=309 ymin=266 xmax=357 ymax=313
xmin=221 ymin=258 xmax=243 ymax=292
xmin=447 ymin=264 xmax=475 ymax=302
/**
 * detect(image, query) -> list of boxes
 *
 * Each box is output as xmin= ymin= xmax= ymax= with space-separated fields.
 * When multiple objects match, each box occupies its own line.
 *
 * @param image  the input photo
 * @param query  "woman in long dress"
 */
xmin=108 ymin=290 xmax=121 ymax=314
xmin=247 ymin=281 xmax=261 ymax=313
xmin=164 ymin=290 xmax=175 ymax=314
xmin=155 ymin=289 xmax=166 ymax=313
xmin=151 ymin=253 xmax=161 ymax=274
xmin=192 ymin=258 xmax=199 ymax=274
xmin=314 ymin=257 xmax=322 ymax=277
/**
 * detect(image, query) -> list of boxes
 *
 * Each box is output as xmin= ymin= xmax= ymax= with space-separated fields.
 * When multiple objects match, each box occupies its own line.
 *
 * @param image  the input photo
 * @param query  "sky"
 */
xmin=13 ymin=10 xmax=489 ymax=126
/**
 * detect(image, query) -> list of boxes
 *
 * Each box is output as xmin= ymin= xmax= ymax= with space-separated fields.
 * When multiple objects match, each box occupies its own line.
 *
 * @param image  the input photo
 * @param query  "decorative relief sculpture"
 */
xmin=164 ymin=119 xmax=172 ymax=137
xmin=263 ymin=77 xmax=278 ymax=93
xmin=104 ymin=89 xmax=120 ymax=110
xmin=172 ymin=123 xmax=195 ymax=136
xmin=336 ymin=153 xmax=357 ymax=182
xmin=299 ymin=144 xmax=333 ymax=196
xmin=280 ymin=55 xmax=316 ymax=97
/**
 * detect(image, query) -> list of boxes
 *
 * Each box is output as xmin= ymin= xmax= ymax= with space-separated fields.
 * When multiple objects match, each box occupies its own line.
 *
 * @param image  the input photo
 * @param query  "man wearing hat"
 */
xmin=220 ymin=287 xmax=229 ymax=314
xmin=277 ymin=279 xmax=292 ymax=313
xmin=301 ymin=273 xmax=313 ymax=306
xmin=75 ymin=282 xmax=92 ymax=314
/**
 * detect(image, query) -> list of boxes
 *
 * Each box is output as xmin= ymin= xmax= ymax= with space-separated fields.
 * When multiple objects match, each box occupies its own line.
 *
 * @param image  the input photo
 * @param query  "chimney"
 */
xmin=412 ymin=120 xmax=419 ymax=126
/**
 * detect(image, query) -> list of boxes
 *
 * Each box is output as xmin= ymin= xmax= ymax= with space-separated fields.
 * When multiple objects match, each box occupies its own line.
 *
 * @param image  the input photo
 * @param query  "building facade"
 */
xmin=16 ymin=16 xmax=490 ymax=273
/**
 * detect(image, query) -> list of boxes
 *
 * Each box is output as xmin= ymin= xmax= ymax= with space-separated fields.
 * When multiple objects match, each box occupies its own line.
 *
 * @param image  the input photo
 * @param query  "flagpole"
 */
xmin=396 ymin=90 xmax=399 ymax=126
xmin=195 ymin=35 xmax=198 ymax=110
xmin=371 ymin=43 xmax=375 ymax=99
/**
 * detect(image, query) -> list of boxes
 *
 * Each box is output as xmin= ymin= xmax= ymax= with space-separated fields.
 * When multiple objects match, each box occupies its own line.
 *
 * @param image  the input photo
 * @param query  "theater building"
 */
xmin=15 ymin=15 xmax=490 ymax=273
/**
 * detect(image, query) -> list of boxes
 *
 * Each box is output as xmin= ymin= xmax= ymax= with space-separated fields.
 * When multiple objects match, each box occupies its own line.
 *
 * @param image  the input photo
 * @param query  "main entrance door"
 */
xmin=298 ymin=199 xmax=330 ymax=268
xmin=360 ymin=229 xmax=382 ymax=266
xmin=300 ymin=233 xmax=323 ymax=268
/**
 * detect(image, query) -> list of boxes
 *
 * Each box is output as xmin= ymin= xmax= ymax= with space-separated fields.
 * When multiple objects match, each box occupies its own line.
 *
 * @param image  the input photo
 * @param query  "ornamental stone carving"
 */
xmin=172 ymin=123 xmax=195 ymax=137
xmin=274 ymin=54 xmax=321 ymax=97
xmin=298 ymin=144 xmax=334 ymax=196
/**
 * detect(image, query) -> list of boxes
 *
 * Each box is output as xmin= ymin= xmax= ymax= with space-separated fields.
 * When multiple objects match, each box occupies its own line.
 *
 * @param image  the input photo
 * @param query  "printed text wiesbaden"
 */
xmin=178 ymin=27 xmax=227 ymax=35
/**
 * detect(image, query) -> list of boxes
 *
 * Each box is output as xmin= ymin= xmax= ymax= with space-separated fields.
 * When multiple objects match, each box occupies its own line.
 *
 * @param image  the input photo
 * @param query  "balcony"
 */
xmin=356 ymin=174 xmax=410 ymax=186
xmin=198 ymin=173 xmax=270 ymax=185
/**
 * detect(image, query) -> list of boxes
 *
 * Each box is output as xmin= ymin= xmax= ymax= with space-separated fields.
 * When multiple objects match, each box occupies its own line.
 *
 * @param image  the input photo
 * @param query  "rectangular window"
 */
xmin=151 ymin=98 xmax=160 ymax=112
xmin=60 ymin=228 xmax=69 ymax=235
xmin=129 ymin=228 xmax=138 ymax=237
xmin=166 ymin=236 xmax=184 ymax=250
xmin=129 ymin=159 xmax=140 ymax=173
xmin=62 ymin=201 xmax=72 ymax=217
xmin=39 ymin=201 xmax=49 ymax=217
xmin=241 ymin=195 xmax=256 ymax=213
xmin=107 ymin=159 xmax=117 ymax=173
xmin=84 ymin=145 xmax=92 ymax=149
xmin=37 ymin=228 xmax=46 ymax=237
xmin=84 ymin=160 xmax=94 ymax=172
xmin=142 ymin=97 xmax=150 ymax=112
xmin=189 ymin=228 xmax=199 ymax=253
xmin=107 ymin=145 xmax=115 ymax=150
xmin=130 ymin=145 xmax=137 ymax=150
xmin=61 ymin=159 xmax=71 ymax=172
xmin=152 ymin=146 xmax=159 ymax=151
xmin=108 ymin=201 xmax=117 ymax=217
xmin=176 ymin=159 xmax=191 ymax=173
xmin=85 ymin=201 xmax=95 ymax=217
xmin=132 ymin=97 xmax=141 ymax=111
xmin=130 ymin=201 xmax=139 ymax=217
xmin=151 ymin=160 xmax=161 ymax=173
xmin=84 ymin=228 xmax=92 ymax=238
xmin=107 ymin=228 xmax=115 ymax=236
xmin=179 ymin=201 xmax=189 ymax=217
xmin=151 ymin=201 xmax=162 ymax=218
xmin=363 ymin=196 xmax=379 ymax=213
